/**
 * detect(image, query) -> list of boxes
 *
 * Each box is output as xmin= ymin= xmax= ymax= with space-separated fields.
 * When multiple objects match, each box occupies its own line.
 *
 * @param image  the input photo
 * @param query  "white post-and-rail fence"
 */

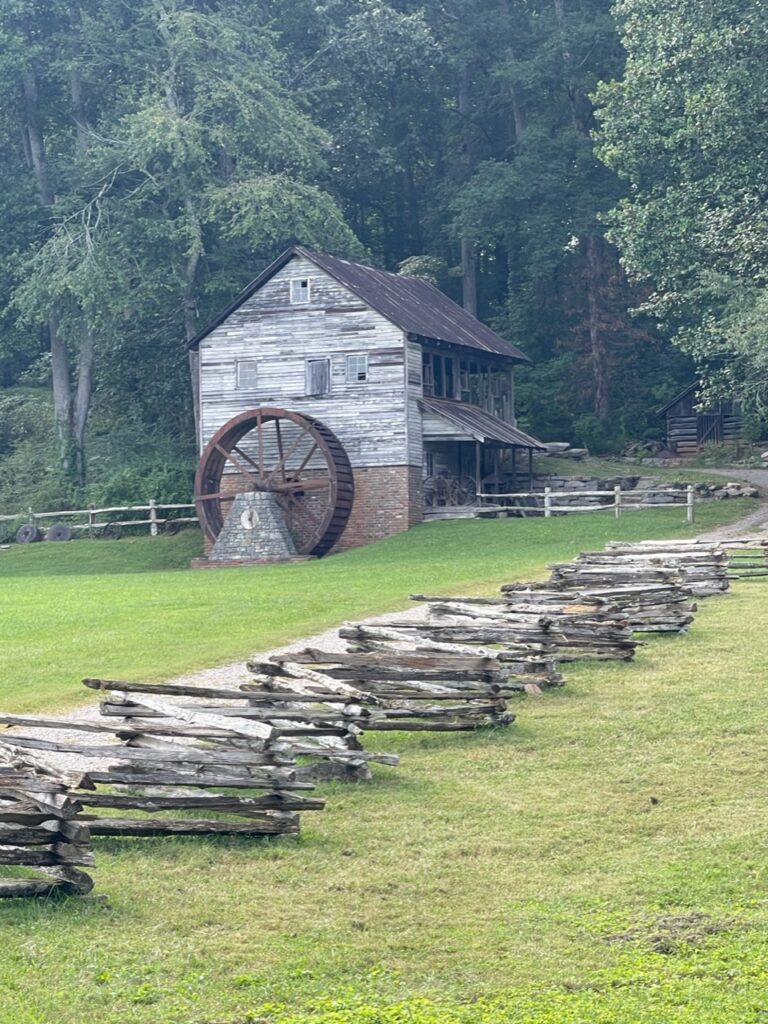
xmin=477 ymin=485 xmax=697 ymax=523
xmin=0 ymin=501 xmax=198 ymax=540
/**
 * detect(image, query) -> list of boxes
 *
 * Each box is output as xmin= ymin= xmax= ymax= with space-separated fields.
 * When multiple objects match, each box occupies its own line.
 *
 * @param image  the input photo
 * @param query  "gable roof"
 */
xmin=657 ymin=383 xmax=696 ymax=416
xmin=187 ymin=246 xmax=531 ymax=362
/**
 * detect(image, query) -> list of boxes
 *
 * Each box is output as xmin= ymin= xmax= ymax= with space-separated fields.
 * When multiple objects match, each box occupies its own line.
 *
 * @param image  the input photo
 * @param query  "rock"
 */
xmin=560 ymin=448 xmax=588 ymax=459
xmin=725 ymin=487 xmax=743 ymax=497
xmin=743 ymin=486 xmax=760 ymax=498
xmin=543 ymin=442 xmax=572 ymax=454
xmin=761 ymin=451 xmax=768 ymax=462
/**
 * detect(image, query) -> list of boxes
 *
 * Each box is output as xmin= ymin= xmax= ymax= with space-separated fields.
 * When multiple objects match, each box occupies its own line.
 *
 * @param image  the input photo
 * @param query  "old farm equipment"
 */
xmin=194 ymin=408 xmax=354 ymax=558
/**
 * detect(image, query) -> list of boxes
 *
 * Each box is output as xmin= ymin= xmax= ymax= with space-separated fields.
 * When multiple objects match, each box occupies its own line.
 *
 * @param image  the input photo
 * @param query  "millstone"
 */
xmin=210 ymin=491 xmax=298 ymax=563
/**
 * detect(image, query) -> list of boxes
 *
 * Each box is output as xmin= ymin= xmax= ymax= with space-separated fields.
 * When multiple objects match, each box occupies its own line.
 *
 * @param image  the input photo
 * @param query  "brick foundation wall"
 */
xmin=200 ymin=464 xmax=423 ymax=558
xmin=333 ymin=465 xmax=423 ymax=553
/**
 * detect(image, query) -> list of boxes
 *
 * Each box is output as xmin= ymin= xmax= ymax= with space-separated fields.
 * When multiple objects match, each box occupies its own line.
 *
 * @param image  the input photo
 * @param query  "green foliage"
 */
xmin=593 ymin=0 xmax=768 ymax=412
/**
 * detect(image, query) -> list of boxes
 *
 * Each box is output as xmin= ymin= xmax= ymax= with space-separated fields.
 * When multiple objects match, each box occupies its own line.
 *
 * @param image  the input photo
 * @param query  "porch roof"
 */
xmin=420 ymin=397 xmax=546 ymax=450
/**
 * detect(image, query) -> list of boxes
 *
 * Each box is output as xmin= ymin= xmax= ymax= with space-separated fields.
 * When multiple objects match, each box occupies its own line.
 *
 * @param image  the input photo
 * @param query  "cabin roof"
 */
xmin=657 ymin=383 xmax=696 ymax=416
xmin=187 ymin=246 xmax=531 ymax=362
xmin=421 ymin=396 xmax=545 ymax=449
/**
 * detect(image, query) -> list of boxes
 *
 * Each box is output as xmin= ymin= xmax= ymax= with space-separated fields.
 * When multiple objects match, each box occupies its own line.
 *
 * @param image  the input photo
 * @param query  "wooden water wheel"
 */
xmin=195 ymin=408 xmax=354 ymax=556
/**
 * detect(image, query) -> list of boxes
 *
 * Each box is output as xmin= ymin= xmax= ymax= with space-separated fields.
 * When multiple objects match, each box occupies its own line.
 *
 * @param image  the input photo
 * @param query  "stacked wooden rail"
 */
xmin=609 ymin=537 xmax=768 ymax=580
xmin=409 ymin=595 xmax=638 ymax=662
xmin=500 ymin=583 xmax=695 ymax=633
xmin=249 ymin=644 xmax=519 ymax=732
xmin=0 ymin=744 xmax=94 ymax=898
xmin=91 ymin=676 xmax=399 ymax=784
xmin=0 ymin=684 xmax=327 ymax=838
xmin=598 ymin=543 xmax=729 ymax=596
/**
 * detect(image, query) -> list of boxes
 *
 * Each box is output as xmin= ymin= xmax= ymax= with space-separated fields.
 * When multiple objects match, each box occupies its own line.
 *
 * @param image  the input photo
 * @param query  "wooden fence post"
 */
xmin=544 ymin=487 xmax=552 ymax=518
xmin=614 ymin=484 xmax=621 ymax=518
xmin=87 ymin=505 xmax=95 ymax=539
xmin=686 ymin=485 xmax=695 ymax=523
xmin=149 ymin=500 xmax=158 ymax=538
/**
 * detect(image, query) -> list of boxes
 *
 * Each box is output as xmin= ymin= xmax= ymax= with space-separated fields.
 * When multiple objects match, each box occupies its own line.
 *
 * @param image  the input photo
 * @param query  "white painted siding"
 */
xmin=199 ymin=255 xmax=417 ymax=468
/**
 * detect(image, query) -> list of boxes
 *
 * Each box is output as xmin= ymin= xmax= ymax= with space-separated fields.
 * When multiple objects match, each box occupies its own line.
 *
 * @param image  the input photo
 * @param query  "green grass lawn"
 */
xmin=0 ymin=499 xmax=756 ymax=713
xmin=1 ymin=501 xmax=767 ymax=1024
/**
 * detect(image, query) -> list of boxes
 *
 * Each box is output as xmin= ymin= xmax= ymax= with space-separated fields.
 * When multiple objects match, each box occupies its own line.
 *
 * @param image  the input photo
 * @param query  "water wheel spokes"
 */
xmin=195 ymin=408 xmax=354 ymax=557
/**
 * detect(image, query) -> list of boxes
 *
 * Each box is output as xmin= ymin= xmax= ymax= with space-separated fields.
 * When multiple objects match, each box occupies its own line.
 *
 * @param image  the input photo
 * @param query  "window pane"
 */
xmin=346 ymin=354 xmax=368 ymax=382
xmin=236 ymin=360 xmax=258 ymax=389
xmin=290 ymin=278 xmax=311 ymax=303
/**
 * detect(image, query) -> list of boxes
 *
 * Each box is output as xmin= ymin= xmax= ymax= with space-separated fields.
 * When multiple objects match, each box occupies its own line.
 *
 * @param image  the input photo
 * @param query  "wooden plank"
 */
xmin=82 ymin=816 xmax=300 ymax=837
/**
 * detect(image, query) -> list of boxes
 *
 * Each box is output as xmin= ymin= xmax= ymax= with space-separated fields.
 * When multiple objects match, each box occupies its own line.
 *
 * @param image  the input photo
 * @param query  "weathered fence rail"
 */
xmin=477 ymin=485 xmax=697 ymax=521
xmin=0 ymin=501 xmax=198 ymax=539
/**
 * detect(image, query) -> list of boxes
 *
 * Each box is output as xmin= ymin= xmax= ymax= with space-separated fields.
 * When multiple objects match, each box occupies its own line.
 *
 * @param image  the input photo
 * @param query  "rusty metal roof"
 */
xmin=421 ymin=396 xmax=546 ymax=449
xmin=188 ymin=246 xmax=531 ymax=362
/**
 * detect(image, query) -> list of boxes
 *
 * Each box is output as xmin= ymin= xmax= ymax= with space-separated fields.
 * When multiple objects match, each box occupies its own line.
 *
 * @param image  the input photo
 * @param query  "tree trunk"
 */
xmin=183 ymin=197 xmax=203 ymax=441
xmin=72 ymin=325 xmax=95 ymax=488
xmin=461 ymin=240 xmax=478 ymax=316
xmin=458 ymin=64 xmax=478 ymax=315
xmin=22 ymin=68 xmax=76 ymax=474
xmin=586 ymin=235 xmax=609 ymax=421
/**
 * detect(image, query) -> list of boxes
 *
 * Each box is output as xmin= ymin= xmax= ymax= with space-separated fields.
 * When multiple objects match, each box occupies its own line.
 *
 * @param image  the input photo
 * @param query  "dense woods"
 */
xmin=0 ymin=0 xmax=763 ymax=512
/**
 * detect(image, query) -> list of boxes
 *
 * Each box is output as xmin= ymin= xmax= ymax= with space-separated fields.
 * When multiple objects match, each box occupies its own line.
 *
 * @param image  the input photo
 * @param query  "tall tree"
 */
xmin=2 ymin=0 xmax=360 ymax=484
xmin=594 ymin=0 xmax=768 ymax=410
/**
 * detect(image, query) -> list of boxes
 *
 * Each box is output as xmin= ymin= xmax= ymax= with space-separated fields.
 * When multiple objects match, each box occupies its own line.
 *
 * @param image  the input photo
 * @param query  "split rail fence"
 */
xmin=1 ymin=533 xmax=766 ymax=898
xmin=478 ymin=484 xmax=697 ymax=521
xmin=0 ymin=502 xmax=198 ymax=540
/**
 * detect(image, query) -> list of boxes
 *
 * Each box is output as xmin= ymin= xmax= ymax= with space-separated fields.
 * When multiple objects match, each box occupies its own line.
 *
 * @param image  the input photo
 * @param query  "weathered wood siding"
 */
xmin=405 ymin=340 xmax=424 ymax=467
xmin=199 ymin=255 xmax=417 ymax=468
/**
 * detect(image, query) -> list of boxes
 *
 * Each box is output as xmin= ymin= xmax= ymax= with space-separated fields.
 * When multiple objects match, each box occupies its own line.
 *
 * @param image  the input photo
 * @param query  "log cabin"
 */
xmin=659 ymin=384 xmax=742 ymax=456
xmin=188 ymin=246 xmax=544 ymax=551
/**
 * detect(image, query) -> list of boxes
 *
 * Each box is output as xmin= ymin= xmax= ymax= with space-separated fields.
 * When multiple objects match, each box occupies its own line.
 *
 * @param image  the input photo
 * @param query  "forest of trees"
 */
xmin=0 ymin=0 xmax=763 ymax=512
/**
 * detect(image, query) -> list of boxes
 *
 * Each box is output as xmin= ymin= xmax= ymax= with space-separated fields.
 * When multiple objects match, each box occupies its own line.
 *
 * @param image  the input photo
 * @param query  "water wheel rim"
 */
xmin=194 ymin=407 xmax=353 ymax=556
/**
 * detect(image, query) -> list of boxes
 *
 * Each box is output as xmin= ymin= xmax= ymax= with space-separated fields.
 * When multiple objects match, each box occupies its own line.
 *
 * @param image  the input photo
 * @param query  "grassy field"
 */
xmin=1 ymin=501 xmax=767 ymax=1023
xmin=0 ymin=498 xmax=756 ymax=713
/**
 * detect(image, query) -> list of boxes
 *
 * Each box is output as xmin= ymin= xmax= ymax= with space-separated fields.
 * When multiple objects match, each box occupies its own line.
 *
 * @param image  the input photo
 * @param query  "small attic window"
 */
xmin=290 ymin=278 xmax=311 ymax=304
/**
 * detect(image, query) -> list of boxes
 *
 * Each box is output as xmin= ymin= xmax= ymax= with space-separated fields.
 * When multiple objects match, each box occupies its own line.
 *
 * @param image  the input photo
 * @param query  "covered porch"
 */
xmin=420 ymin=397 xmax=545 ymax=515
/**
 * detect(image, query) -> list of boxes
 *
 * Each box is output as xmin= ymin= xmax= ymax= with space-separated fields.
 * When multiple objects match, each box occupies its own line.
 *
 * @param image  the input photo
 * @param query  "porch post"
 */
xmin=475 ymin=441 xmax=481 ymax=497
xmin=527 ymin=448 xmax=533 ymax=488
xmin=511 ymin=446 xmax=517 ymax=491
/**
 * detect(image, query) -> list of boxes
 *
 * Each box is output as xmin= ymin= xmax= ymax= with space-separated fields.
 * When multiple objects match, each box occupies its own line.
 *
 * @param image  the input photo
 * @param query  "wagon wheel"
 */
xmin=16 ymin=524 xmax=43 ymax=544
xmin=450 ymin=476 xmax=477 ymax=506
xmin=46 ymin=522 xmax=73 ymax=542
xmin=423 ymin=475 xmax=449 ymax=508
xmin=195 ymin=408 xmax=354 ymax=557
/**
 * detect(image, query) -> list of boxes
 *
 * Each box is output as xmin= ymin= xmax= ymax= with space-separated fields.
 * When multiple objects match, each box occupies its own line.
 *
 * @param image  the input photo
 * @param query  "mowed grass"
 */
xmin=0 ymin=499 xmax=756 ymax=713
xmin=1 ymin=501 xmax=767 ymax=1023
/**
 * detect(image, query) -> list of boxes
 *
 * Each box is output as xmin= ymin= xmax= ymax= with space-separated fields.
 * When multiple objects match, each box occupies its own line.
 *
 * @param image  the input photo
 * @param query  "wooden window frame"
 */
xmin=346 ymin=353 xmax=369 ymax=384
xmin=305 ymin=357 xmax=331 ymax=397
xmin=290 ymin=277 xmax=311 ymax=304
xmin=235 ymin=358 xmax=258 ymax=390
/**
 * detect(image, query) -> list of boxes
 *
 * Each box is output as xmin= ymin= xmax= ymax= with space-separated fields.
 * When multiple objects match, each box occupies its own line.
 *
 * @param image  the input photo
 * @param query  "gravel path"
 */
xmin=6 ymin=603 xmax=429 ymax=776
xmin=694 ymin=466 xmax=768 ymax=540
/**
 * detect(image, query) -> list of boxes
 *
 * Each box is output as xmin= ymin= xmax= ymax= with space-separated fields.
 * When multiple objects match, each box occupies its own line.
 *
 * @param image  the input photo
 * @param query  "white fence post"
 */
xmin=614 ymin=484 xmax=621 ymax=519
xmin=87 ymin=505 xmax=95 ymax=538
xmin=544 ymin=486 xmax=552 ymax=518
xmin=687 ymin=485 xmax=695 ymax=523
xmin=149 ymin=499 xmax=158 ymax=537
